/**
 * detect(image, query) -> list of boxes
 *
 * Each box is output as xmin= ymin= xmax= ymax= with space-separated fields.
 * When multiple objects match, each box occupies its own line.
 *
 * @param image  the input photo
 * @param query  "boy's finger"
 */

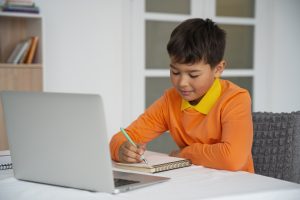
xmin=137 ymin=143 xmax=146 ymax=155
xmin=124 ymin=141 xmax=139 ymax=153
xmin=120 ymin=149 xmax=142 ymax=163
xmin=123 ymin=148 xmax=140 ymax=159
xmin=138 ymin=143 xmax=147 ymax=149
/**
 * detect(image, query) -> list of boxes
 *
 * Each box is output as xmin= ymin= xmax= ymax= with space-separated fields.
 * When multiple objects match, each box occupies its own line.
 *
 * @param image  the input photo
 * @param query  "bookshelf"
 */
xmin=0 ymin=11 xmax=43 ymax=150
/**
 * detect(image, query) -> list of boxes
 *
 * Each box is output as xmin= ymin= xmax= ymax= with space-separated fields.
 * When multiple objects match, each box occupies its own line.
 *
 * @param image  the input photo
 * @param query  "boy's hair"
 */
xmin=167 ymin=18 xmax=226 ymax=68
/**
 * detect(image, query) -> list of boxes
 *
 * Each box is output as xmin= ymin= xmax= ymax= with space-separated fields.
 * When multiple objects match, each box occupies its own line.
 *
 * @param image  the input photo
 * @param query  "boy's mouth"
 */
xmin=180 ymin=90 xmax=193 ymax=97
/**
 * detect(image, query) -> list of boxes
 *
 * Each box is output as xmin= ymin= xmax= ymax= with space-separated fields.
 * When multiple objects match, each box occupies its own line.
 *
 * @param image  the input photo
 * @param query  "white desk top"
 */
xmin=1 ymin=166 xmax=300 ymax=200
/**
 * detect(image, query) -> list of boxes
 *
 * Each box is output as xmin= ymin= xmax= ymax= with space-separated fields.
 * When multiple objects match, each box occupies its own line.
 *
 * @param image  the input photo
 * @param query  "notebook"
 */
xmin=0 ymin=150 xmax=12 ymax=170
xmin=114 ymin=151 xmax=191 ymax=173
xmin=0 ymin=91 xmax=170 ymax=193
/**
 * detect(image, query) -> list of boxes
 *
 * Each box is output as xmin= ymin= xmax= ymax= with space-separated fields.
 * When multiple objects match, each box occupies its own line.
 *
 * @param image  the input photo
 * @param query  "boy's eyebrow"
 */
xmin=169 ymin=64 xmax=176 ymax=69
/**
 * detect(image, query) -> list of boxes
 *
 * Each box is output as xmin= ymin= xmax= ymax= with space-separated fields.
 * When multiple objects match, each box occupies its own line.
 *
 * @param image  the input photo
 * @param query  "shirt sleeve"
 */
xmin=109 ymin=94 xmax=169 ymax=161
xmin=179 ymin=92 xmax=253 ymax=171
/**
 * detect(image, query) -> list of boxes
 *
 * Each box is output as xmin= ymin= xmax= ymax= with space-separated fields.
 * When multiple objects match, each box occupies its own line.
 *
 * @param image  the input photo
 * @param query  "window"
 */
xmin=129 ymin=0 xmax=265 ymax=153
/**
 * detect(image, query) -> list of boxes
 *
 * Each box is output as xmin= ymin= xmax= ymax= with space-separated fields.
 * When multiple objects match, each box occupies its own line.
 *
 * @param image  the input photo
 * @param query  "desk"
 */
xmin=1 ymin=166 xmax=300 ymax=200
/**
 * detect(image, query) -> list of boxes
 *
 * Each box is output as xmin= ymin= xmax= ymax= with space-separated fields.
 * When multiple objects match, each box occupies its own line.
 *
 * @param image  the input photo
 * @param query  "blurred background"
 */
xmin=1 ymin=0 xmax=299 ymax=151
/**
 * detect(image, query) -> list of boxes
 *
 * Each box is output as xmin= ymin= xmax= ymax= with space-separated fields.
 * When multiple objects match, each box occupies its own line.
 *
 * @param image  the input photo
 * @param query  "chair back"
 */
xmin=252 ymin=111 xmax=300 ymax=183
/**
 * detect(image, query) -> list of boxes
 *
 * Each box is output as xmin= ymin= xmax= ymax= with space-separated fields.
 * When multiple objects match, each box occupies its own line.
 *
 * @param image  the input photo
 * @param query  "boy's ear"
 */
xmin=214 ymin=60 xmax=225 ymax=78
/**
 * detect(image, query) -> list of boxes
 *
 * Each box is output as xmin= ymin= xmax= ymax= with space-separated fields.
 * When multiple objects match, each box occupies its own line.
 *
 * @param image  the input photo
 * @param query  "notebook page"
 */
xmin=116 ymin=151 xmax=187 ymax=168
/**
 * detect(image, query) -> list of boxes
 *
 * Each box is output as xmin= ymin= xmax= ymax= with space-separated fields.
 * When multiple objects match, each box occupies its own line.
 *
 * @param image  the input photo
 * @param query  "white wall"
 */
xmin=270 ymin=0 xmax=300 ymax=112
xmin=35 ymin=0 xmax=127 ymax=138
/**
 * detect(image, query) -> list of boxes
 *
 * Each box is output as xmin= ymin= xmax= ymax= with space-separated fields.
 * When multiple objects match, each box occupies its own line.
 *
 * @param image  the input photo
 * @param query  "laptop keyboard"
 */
xmin=114 ymin=178 xmax=140 ymax=187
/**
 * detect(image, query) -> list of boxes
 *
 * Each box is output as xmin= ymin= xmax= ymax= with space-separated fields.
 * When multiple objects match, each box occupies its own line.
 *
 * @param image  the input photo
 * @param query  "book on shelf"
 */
xmin=2 ymin=0 xmax=39 ymax=14
xmin=6 ymin=38 xmax=31 ymax=64
xmin=6 ymin=41 xmax=24 ymax=63
xmin=25 ymin=36 xmax=38 ymax=64
xmin=19 ymin=38 xmax=31 ymax=63
xmin=114 ymin=151 xmax=191 ymax=173
xmin=6 ymin=36 xmax=38 ymax=64
xmin=6 ymin=0 xmax=34 ymax=7
xmin=14 ymin=38 xmax=31 ymax=64
xmin=0 ymin=150 xmax=12 ymax=170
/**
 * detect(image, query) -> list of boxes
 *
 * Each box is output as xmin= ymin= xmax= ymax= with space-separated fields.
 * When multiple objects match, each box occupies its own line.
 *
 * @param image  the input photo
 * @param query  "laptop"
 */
xmin=0 ymin=91 xmax=170 ymax=193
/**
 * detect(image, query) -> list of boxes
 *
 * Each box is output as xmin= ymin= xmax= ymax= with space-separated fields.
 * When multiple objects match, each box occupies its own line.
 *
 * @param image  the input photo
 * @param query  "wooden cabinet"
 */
xmin=0 ymin=12 xmax=43 ymax=150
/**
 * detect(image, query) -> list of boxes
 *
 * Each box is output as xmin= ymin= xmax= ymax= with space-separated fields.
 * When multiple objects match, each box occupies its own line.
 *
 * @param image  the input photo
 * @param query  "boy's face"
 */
xmin=170 ymin=60 xmax=224 ymax=105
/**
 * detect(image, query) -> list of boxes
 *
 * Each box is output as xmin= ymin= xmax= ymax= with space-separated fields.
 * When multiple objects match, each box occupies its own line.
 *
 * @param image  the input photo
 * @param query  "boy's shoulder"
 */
xmin=220 ymin=79 xmax=250 ymax=98
xmin=218 ymin=79 xmax=252 ymax=112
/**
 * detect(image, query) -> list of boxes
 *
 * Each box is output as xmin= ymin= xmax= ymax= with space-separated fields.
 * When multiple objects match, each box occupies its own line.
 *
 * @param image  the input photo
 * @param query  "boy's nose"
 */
xmin=178 ymin=75 xmax=189 ymax=87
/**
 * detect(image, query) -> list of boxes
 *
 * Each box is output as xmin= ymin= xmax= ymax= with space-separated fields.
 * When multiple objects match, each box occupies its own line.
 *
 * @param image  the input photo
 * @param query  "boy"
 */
xmin=110 ymin=18 xmax=254 ymax=172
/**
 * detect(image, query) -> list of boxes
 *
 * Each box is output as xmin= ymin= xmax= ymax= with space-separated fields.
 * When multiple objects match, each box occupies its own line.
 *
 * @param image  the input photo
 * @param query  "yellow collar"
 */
xmin=181 ymin=78 xmax=221 ymax=114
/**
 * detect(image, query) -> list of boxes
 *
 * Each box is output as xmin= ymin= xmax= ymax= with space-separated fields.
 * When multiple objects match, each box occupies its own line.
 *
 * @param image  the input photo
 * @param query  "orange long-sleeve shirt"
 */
xmin=110 ymin=79 xmax=254 ymax=173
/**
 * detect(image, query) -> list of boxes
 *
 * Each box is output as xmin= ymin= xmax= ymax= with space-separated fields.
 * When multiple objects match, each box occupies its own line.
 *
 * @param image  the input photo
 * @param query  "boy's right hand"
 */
xmin=118 ymin=141 xmax=146 ymax=163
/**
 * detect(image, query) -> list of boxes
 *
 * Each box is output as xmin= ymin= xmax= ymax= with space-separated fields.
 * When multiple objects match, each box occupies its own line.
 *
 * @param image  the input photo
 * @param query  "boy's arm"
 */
xmin=179 ymin=92 xmax=253 ymax=171
xmin=110 ymin=95 xmax=169 ymax=161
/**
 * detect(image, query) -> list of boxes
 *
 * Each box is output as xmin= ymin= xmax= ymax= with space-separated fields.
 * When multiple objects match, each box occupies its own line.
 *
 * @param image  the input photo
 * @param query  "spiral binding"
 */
xmin=153 ymin=159 xmax=191 ymax=173
xmin=0 ymin=163 xmax=13 ymax=170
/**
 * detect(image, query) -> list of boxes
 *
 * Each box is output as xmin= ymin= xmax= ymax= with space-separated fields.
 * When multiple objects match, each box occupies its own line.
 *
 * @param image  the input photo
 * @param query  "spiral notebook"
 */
xmin=114 ymin=151 xmax=191 ymax=173
xmin=0 ymin=150 xmax=12 ymax=170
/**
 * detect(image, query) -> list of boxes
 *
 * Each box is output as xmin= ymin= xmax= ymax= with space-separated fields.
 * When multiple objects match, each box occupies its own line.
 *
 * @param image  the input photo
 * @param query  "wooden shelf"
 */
xmin=0 ymin=63 xmax=42 ymax=69
xmin=0 ymin=11 xmax=42 ymax=18
xmin=0 ymin=12 xmax=44 ymax=151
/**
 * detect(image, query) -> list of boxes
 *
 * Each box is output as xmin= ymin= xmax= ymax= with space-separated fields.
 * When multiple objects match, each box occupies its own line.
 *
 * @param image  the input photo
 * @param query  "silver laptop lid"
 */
xmin=1 ymin=91 xmax=115 ymax=192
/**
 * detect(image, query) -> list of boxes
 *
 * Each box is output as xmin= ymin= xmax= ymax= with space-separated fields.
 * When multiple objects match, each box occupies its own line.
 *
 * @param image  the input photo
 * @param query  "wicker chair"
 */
xmin=252 ymin=111 xmax=300 ymax=183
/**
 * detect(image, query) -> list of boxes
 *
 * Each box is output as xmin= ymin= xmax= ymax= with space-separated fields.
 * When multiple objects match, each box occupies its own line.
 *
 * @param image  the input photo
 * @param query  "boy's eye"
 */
xmin=189 ymin=74 xmax=199 ymax=78
xmin=171 ymin=71 xmax=180 ymax=75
